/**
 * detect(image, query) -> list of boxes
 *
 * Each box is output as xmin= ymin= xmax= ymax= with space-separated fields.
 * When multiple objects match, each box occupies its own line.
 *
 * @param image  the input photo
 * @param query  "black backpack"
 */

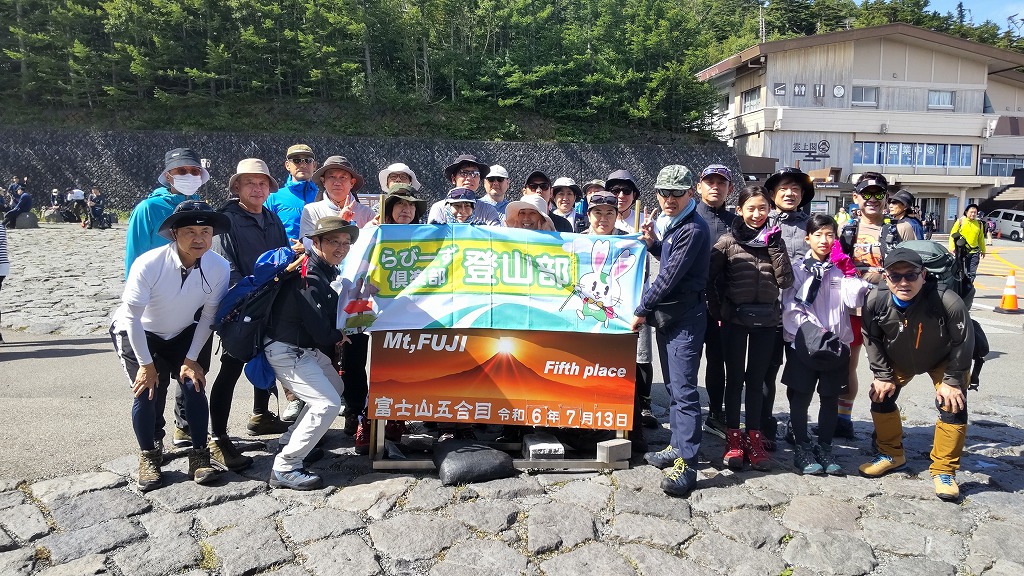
xmin=898 ymin=240 xmax=975 ymax=309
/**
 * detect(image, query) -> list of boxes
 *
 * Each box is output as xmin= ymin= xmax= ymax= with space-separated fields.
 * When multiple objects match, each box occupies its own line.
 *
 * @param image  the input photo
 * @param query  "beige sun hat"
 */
xmin=227 ymin=158 xmax=279 ymax=192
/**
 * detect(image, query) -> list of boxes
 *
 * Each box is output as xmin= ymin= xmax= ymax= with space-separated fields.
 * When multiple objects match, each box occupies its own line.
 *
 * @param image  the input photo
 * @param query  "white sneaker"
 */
xmin=281 ymin=399 xmax=305 ymax=422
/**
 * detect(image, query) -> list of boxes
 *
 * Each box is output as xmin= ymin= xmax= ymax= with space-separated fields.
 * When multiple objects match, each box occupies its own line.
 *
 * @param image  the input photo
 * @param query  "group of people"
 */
xmin=48 ymin=185 xmax=110 ymax=228
xmin=110 ymin=145 xmax=977 ymax=503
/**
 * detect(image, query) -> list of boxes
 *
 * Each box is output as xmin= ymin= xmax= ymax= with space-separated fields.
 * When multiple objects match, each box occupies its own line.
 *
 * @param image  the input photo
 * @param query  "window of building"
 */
xmin=852 ymin=141 xmax=974 ymax=168
xmin=928 ymin=90 xmax=955 ymax=110
xmin=851 ymin=86 xmax=878 ymax=107
xmin=741 ymin=87 xmax=761 ymax=113
xmin=979 ymin=157 xmax=1024 ymax=177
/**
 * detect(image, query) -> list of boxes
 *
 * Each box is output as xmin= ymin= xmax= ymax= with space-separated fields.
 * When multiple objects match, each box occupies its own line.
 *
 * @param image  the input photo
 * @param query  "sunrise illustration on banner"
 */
xmin=371 ymin=329 xmax=635 ymax=405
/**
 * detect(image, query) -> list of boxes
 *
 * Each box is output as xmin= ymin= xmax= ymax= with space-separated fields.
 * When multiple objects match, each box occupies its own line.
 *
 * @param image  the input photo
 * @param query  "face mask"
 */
xmin=170 ymin=174 xmax=203 ymax=196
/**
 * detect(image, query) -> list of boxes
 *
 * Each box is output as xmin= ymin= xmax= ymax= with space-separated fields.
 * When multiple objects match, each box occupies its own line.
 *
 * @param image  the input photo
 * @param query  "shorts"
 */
xmin=849 ymin=314 xmax=863 ymax=347
xmin=781 ymin=344 xmax=849 ymax=396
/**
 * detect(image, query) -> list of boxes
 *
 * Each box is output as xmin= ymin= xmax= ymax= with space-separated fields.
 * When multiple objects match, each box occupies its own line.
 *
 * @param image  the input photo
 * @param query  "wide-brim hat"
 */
xmin=889 ymin=189 xmax=915 ymax=207
xmin=383 ymin=183 xmax=427 ymax=224
xmin=552 ymin=177 xmax=583 ymax=200
xmin=378 ymin=162 xmax=422 ymax=192
xmin=312 ymin=156 xmax=364 ymax=198
xmin=443 ymin=154 xmax=489 ymax=182
xmin=306 ymin=216 xmax=360 ymax=242
xmin=765 ymin=167 xmax=814 ymax=207
xmin=505 ymin=195 xmax=554 ymax=230
xmin=157 ymin=200 xmax=231 ymax=240
xmin=604 ymin=169 xmax=638 ymax=195
xmin=227 ymin=158 xmax=279 ymax=193
xmin=157 ymin=147 xmax=211 ymax=188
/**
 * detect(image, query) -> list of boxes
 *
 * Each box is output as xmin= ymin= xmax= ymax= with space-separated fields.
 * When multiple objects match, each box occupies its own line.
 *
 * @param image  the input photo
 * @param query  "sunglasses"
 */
xmin=168 ymin=166 xmax=202 ymax=176
xmin=448 ymin=191 xmax=476 ymax=201
xmin=526 ymin=182 xmax=551 ymax=191
xmin=289 ymin=157 xmax=315 ymax=165
xmin=885 ymin=269 xmax=922 ymax=283
xmin=486 ymin=177 xmax=506 ymax=182
xmin=860 ymin=192 xmax=886 ymax=201
xmin=656 ymin=188 xmax=691 ymax=198
xmin=588 ymin=195 xmax=617 ymax=207
xmin=457 ymin=170 xmax=481 ymax=178
xmin=609 ymin=187 xmax=634 ymax=195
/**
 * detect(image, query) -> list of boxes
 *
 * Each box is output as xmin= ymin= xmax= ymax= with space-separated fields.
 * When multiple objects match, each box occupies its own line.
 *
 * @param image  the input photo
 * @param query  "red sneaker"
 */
xmin=354 ymin=421 xmax=370 ymax=455
xmin=745 ymin=430 xmax=771 ymax=471
xmin=384 ymin=420 xmax=408 ymax=441
xmin=723 ymin=429 xmax=744 ymax=470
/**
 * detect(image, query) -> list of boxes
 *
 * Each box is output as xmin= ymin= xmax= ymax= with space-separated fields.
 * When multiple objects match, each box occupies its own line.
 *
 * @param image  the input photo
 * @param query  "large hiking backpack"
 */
xmin=898 ymin=240 xmax=975 ymax=308
xmin=214 ymin=247 xmax=306 ymax=362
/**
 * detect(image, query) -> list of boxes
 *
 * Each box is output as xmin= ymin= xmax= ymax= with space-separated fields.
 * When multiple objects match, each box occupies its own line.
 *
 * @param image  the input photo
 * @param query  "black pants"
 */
xmin=787 ymin=388 xmax=839 ymax=445
xmin=703 ymin=312 xmax=726 ymax=415
xmin=209 ymin=352 xmax=273 ymax=438
xmin=341 ymin=333 xmax=369 ymax=415
xmin=722 ymin=324 xmax=776 ymax=430
xmin=761 ymin=327 xmax=785 ymax=428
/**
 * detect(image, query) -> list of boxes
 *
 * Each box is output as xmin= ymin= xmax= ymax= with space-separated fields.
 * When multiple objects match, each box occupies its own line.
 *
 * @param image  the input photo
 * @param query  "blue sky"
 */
xmin=928 ymin=0 xmax=1024 ymax=32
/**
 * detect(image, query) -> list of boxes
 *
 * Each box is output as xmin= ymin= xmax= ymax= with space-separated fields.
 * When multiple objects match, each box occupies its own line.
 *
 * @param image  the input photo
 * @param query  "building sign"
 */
xmin=773 ymin=83 xmax=786 ymax=96
xmin=792 ymin=139 xmax=831 ymax=163
xmin=814 ymin=84 xmax=825 ymax=98
xmin=794 ymin=83 xmax=807 ymax=97
xmin=369 ymin=329 xmax=636 ymax=429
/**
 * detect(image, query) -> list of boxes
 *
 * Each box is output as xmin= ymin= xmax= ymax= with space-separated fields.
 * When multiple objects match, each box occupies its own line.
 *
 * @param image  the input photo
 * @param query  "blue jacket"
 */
xmin=635 ymin=207 xmax=711 ymax=316
xmin=8 ymin=191 xmax=32 ymax=213
xmin=265 ymin=176 xmax=318 ymax=240
xmin=124 ymin=187 xmax=196 ymax=278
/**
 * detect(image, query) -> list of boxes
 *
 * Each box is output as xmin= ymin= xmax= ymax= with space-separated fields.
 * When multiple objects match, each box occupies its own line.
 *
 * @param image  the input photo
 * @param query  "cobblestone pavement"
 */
xmin=2 ymin=224 xmax=1024 ymax=576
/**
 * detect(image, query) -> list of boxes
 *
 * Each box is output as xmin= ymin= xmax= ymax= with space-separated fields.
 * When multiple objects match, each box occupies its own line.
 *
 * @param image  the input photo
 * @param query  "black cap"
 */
xmin=889 ymin=190 xmax=914 ymax=207
xmin=883 ymin=247 xmax=923 ymax=269
xmin=157 ymin=200 xmax=231 ymax=240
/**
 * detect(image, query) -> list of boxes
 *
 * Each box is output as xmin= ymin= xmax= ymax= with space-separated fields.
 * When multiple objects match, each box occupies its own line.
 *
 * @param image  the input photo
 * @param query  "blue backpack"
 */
xmin=214 ymin=247 xmax=306 ymax=364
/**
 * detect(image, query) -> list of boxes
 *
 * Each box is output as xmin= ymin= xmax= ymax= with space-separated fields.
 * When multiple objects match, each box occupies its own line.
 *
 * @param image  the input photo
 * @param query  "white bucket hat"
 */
xmin=378 ymin=162 xmax=422 ymax=192
xmin=228 ymin=158 xmax=279 ymax=192
xmin=504 ymin=195 xmax=554 ymax=231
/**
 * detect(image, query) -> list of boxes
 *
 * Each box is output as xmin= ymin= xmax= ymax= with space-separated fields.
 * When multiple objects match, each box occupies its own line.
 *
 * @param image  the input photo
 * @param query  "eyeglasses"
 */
xmin=457 ymin=170 xmax=481 ymax=178
xmin=322 ymin=238 xmax=352 ymax=248
xmin=169 ymin=166 xmax=202 ymax=176
xmin=289 ymin=157 xmax=315 ymax=165
xmin=486 ymin=177 xmax=506 ymax=183
xmin=656 ymin=188 xmax=691 ymax=198
xmin=885 ymin=269 xmax=921 ymax=283
xmin=526 ymin=182 xmax=551 ymax=191
xmin=609 ymin=187 xmax=634 ymax=195
xmin=860 ymin=192 xmax=886 ymax=201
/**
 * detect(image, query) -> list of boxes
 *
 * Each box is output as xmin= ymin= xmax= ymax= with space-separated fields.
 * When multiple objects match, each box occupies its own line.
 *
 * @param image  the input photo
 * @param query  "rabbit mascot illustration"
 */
xmin=575 ymin=240 xmax=636 ymax=328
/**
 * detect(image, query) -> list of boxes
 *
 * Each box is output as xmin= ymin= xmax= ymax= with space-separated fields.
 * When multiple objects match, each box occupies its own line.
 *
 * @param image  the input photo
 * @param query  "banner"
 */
xmin=337 ymin=225 xmax=647 ymax=334
xmin=368 ymin=329 xmax=636 ymax=429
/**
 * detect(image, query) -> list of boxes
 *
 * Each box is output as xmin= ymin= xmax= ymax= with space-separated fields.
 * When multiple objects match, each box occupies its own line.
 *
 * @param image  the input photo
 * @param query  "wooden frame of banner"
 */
xmin=364 ymin=329 xmax=638 ymax=471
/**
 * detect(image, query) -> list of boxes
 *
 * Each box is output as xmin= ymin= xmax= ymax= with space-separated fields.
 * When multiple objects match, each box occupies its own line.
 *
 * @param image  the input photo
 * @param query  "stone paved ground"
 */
xmin=2 ymin=224 xmax=1024 ymax=576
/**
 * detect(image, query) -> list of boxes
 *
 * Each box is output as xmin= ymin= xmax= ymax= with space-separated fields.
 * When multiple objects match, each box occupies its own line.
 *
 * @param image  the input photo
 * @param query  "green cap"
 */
xmin=655 ymin=165 xmax=694 ymax=191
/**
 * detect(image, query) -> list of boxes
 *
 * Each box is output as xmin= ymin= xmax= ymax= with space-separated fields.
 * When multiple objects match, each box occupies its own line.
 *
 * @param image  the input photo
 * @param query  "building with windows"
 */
xmin=697 ymin=23 xmax=1024 ymax=230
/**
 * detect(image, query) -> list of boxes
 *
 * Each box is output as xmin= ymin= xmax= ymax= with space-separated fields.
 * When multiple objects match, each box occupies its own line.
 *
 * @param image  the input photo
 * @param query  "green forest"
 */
xmin=2 ymin=0 xmax=1022 ymax=141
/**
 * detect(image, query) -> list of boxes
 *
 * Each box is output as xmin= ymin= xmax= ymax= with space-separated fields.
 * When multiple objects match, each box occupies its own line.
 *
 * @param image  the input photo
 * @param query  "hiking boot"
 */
xmin=704 ymin=412 xmax=728 ymax=439
xmin=172 ymin=427 xmax=191 ymax=447
xmin=281 ymin=399 xmax=305 ymax=423
xmin=269 ymin=468 xmax=323 ymax=491
xmin=745 ymin=430 xmax=771 ymax=471
xmin=343 ymin=413 xmax=359 ymax=436
xmin=723 ymin=429 xmax=745 ymax=470
xmin=813 ymin=442 xmax=843 ymax=475
xmin=384 ymin=420 xmax=408 ymax=442
xmin=644 ymin=446 xmax=681 ymax=469
xmin=762 ymin=417 xmax=778 ymax=452
xmin=137 ymin=449 xmax=163 ymax=492
xmin=641 ymin=408 xmax=659 ymax=429
xmin=209 ymin=437 xmax=253 ymax=472
xmin=661 ymin=458 xmax=697 ymax=497
xmin=783 ymin=420 xmax=796 ymax=445
xmin=247 ymin=412 xmax=291 ymax=436
xmin=355 ymin=421 xmax=370 ymax=455
xmin=793 ymin=443 xmax=824 ymax=475
xmin=154 ymin=438 xmax=165 ymax=465
xmin=933 ymin=474 xmax=960 ymax=501
xmin=858 ymin=453 xmax=906 ymax=477
xmin=188 ymin=448 xmax=217 ymax=485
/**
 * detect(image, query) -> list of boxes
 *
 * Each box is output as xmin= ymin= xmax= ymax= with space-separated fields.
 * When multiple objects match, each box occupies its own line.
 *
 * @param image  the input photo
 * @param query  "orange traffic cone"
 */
xmin=995 ymin=270 xmax=1022 ymax=314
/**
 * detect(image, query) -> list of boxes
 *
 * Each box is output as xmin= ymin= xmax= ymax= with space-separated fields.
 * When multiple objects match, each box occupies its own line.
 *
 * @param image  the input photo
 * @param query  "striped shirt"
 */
xmin=0 ymin=223 xmax=9 ymax=277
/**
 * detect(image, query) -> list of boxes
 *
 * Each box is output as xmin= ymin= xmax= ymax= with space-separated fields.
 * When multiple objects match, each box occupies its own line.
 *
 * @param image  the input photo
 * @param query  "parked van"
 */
xmin=987 ymin=209 xmax=1024 ymax=241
